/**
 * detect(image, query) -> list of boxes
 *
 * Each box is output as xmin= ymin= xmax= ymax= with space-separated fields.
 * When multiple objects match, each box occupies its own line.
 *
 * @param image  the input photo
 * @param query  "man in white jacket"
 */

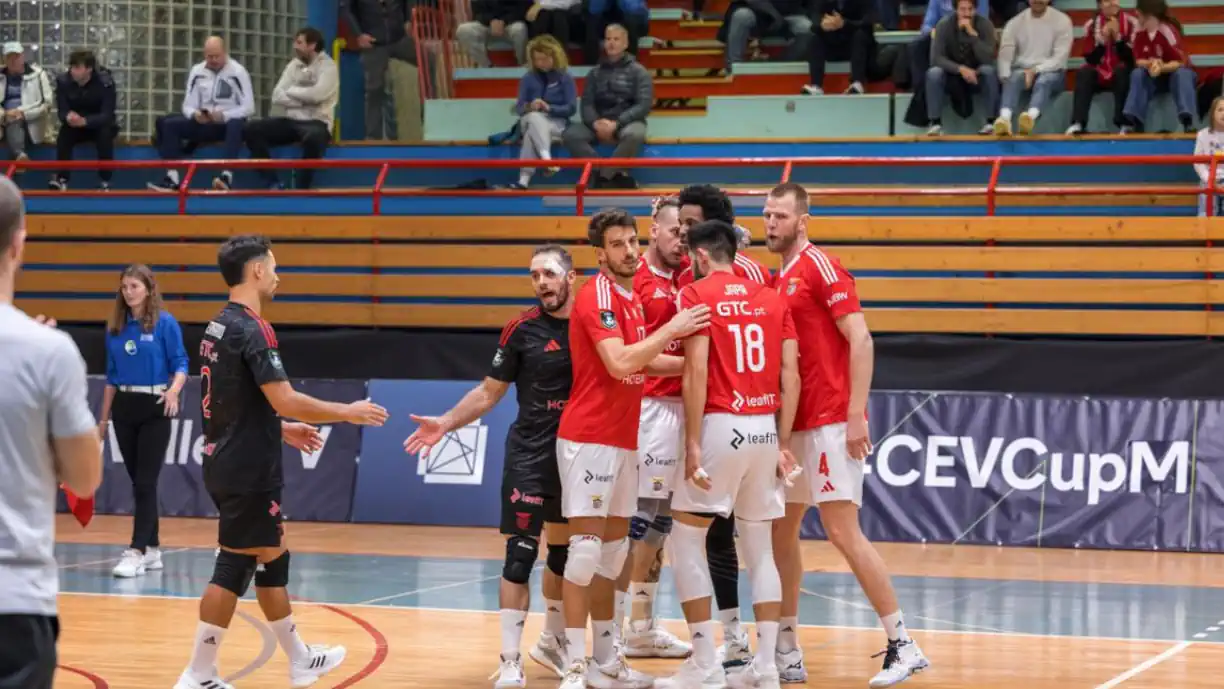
xmin=0 ymin=42 xmax=54 ymax=163
xmin=149 ymin=36 xmax=255 ymax=192
xmin=993 ymin=0 xmax=1072 ymax=135
xmin=243 ymin=27 xmax=338 ymax=191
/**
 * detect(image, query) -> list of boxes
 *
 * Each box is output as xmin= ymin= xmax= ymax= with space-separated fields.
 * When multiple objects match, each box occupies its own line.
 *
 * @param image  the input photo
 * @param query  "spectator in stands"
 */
xmin=802 ymin=0 xmax=876 ymax=95
xmin=924 ymin=0 xmax=999 ymax=136
xmin=511 ymin=35 xmax=576 ymax=189
xmin=49 ymin=51 xmax=117 ymax=192
xmin=993 ymin=0 xmax=1072 ymax=135
xmin=584 ymin=0 xmax=649 ymax=65
xmin=1121 ymin=0 xmax=1196 ymax=134
xmin=1065 ymin=0 xmax=1136 ymax=135
xmin=563 ymin=24 xmax=651 ymax=189
xmin=245 ymin=27 xmax=339 ymax=191
xmin=148 ymin=37 xmax=254 ymax=193
xmin=528 ymin=0 xmax=582 ymax=47
xmin=907 ymin=0 xmax=988 ymax=90
xmin=720 ymin=0 xmax=814 ymax=73
xmin=341 ymin=0 xmax=416 ymax=140
xmin=0 ymin=42 xmax=53 ymax=164
xmin=456 ymin=0 xmax=532 ymax=66
xmin=1195 ymin=96 xmax=1224 ymax=216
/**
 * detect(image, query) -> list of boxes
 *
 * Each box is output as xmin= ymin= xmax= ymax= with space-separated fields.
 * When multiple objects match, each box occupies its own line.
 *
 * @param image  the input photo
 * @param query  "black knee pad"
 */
xmin=254 ymin=551 xmax=290 ymax=588
xmin=707 ymin=514 xmax=736 ymax=549
xmin=211 ymin=550 xmax=257 ymax=597
xmin=546 ymin=542 xmax=569 ymax=577
xmin=503 ymin=536 xmax=539 ymax=585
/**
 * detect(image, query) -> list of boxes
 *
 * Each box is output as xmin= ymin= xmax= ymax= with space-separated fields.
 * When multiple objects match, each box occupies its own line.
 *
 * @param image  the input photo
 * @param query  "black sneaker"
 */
xmin=610 ymin=173 xmax=638 ymax=189
xmin=48 ymin=177 xmax=67 ymax=191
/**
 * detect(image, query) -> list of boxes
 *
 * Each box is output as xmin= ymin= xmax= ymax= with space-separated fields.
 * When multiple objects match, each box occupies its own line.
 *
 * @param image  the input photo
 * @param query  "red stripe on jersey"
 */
xmin=244 ymin=306 xmax=279 ymax=348
xmin=499 ymin=307 xmax=541 ymax=346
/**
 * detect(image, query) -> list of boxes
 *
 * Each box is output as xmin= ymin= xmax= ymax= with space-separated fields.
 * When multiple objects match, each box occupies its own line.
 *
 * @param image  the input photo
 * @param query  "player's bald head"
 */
xmin=0 ymin=176 xmax=26 ymax=263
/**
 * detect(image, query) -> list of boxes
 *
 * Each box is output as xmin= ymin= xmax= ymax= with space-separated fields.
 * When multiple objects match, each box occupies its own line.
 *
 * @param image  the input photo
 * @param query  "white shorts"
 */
xmin=671 ymin=413 xmax=785 ymax=522
xmin=556 ymin=439 xmax=638 ymax=519
xmin=784 ymin=423 xmax=864 ymax=507
xmin=637 ymin=398 xmax=683 ymax=499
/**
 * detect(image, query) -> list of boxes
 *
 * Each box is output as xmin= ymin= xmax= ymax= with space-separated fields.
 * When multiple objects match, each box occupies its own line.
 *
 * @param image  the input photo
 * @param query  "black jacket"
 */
xmin=56 ymin=69 xmax=116 ymax=130
xmin=341 ymin=0 xmax=412 ymax=45
xmin=813 ymin=0 xmax=874 ymax=30
xmin=471 ymin=0 xmax=532 ymax=25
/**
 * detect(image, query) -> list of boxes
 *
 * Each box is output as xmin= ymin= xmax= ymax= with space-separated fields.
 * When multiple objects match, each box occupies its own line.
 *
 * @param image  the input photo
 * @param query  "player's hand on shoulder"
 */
xmin=846 ymin=415 xmax=872 ymax=461
xmin=34 ymin=314 xmax=58 ymax=328
xmin=344 ymin=398 xmax=389 ymax=426
xmin=403 ymin=414 xmax=446 ymax=457
xmin=667 ymin=303 xmax=711 ymax=338
xmin=282 ymin=421 xmax=325 ymax=453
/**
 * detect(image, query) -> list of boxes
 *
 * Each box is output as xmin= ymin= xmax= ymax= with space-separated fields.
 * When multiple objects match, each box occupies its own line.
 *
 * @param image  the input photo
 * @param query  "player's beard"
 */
xmin=538 ymin=283 xmax=569 ymax=313
xmin=608 ymin=256 xmax=638 ymax=280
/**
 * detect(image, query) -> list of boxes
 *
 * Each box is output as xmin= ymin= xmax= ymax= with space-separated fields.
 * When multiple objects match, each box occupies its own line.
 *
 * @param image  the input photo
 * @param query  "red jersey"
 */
xmin=778 ymin=243 xmax=861 ymax=431
xmin=634 ymin=257 xmax=682 ymax=398
xmin=558 ymin=271 xmax=649 ymax=450
xmin=1130 ymin=22 xmax=1188 ymax=64
xmin=676 ymin=252 xmax=774 ymax=288
xmin=680 ymin=271 xmax=796 ymax=416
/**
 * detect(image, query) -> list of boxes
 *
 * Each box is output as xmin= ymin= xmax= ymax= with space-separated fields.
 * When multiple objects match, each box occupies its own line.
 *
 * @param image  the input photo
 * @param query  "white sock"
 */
xmin=720 ymin=608 xmax=743 ymax=642
xmin=690 ymin=620 xmax=717 ymax=669
xmin=268 ymin=615 xmax=310 ymax=665
xmin=755 ymin=620 xmax=779 ymax=671
xmin=545 ymin=598 xmax=566 ymax=638
xmin=1026 ymin=107 xmax=1040 ymax=120
xmin=881 ymin=610 xmax=910 ymax=642
xmin=565 ymin=626 xmax=587 ymax=666
xmin=592 ymin=619 xmax=616 ymax=665
xmin=630 ymin=582 xmax=657 ymax=624
xmin=500 ymin=609 xmax=528 ymax=659
xmin=613 ymin=591 xmax=627 ymax=639
xmin=188 ymin=621 xmax=227 ymax=679
xmin=999 ymin=108 xmax=1012 ymax=121
xmin=517 ymin=173 xmax=531 ymax=186
xmin=778 ymin=616 xmax=799 ymax=653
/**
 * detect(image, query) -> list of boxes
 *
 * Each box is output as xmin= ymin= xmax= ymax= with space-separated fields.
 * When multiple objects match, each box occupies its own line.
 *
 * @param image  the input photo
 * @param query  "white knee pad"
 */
xmin=665 ymin=521 xmax=713 ymax=603
xmin=737 ymin=519 xmax=782 ymax=605
xmin=595 ymin=537 xmax=630 ymax=579
xmin=565 ymin=534 xmax=603 ymax=587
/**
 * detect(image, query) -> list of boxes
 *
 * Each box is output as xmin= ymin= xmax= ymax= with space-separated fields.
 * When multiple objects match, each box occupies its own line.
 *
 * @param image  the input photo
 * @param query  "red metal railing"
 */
xmin=412 ymin=0 xmax=470 ymax=99
xmin=7 ymin=155 xmax=1221 ymax=217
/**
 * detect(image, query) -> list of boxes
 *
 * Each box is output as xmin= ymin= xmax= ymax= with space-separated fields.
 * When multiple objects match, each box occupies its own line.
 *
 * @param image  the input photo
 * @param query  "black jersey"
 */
xmin=198 ymin=302 xmax=289 ymax=494
xmin=488 ymin=307 xmax=571 ymax=481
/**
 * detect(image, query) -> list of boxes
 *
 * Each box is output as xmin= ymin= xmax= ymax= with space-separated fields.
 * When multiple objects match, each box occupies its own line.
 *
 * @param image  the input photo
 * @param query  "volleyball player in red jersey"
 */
xmin=554 ymin=208 xmax=710 ymax=689
xmin=656 ymin=219 xmax=799 ymax=689
xmin=675 ymin=184 xmax=774 ymax=290
xmin=764 ymin=183 xmax=929 ymax=688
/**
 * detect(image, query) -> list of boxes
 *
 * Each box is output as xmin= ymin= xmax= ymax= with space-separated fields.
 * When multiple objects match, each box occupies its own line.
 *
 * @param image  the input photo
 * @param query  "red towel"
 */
xmin=63 ymin=486 xmax=94 ymax=527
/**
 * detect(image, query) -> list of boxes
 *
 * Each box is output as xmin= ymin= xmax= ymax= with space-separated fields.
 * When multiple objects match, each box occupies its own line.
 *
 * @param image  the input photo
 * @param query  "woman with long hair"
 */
xmin=510 ymin=34 xmax=577 ymax=190
xmin=1195 ymin=96 xmax=1224 ymax=216
xmin=96 ymin=264 xmax=188 ymax=578
xmin=1121 ymin=0 xmax=1197 ymax=133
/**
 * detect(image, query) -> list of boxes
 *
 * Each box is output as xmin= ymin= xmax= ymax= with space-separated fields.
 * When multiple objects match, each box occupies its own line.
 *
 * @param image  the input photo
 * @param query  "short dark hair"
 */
xmin=0 ymin=177 xmax=22 ymax=254
xmin=532 ymin=243 xmax=574 ymax=273
xmin=769 ymin=182 xmax=810 ymax=215
xmin=217 ymin=234 xmax=272 ymax=287
xmin=587 ymin=207 xmax=637 ymax=248
xmin=68 ymin=50 xmax=97 ymax=69
xmin=678 ymin=184 xmax=735 ymax=225
xmin=296 ymin=27 xmax=325 ymax=53
xmin=687 ymin=220 xmax=738 ymax=264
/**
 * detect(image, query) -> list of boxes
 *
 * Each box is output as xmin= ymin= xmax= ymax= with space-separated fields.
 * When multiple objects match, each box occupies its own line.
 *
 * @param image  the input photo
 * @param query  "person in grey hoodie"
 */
xmin=562 ymin=24 xmax=653 ymax=189
xmin=925 ymin=0 xmax=999 ymax=135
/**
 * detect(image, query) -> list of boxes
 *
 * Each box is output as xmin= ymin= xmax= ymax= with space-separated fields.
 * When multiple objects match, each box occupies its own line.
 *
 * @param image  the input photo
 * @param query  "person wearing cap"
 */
xmin=0 ymin=42 xmax=53 ymax=164
xmin=49 ymin=50 xmax=117 ymax=191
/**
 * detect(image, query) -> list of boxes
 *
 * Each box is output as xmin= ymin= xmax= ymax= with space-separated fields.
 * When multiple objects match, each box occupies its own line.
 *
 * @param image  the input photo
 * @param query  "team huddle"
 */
xmin=404 ymin=183 xmax=931 ymax=689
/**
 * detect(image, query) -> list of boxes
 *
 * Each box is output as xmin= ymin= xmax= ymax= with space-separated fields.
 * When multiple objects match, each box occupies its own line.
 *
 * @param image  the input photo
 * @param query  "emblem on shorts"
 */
xmin=600 ymin=310 xmax=617 ymax=329
xmin=651 ymin=476 xmax=664 ymax=492
xmin=591 ymin=494 xmax=603 ymax=509
xmin=731 ymin=429 xmax=745 ymax=450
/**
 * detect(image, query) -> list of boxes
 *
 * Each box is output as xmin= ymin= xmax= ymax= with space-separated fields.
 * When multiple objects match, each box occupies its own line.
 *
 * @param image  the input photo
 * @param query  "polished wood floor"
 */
xmin=51 ymin=516 xmax=1223 ymax=688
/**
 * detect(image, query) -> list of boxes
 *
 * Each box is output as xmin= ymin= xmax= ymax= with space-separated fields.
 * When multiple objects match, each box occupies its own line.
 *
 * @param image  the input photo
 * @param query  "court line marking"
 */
xmin=355 ymin=572 xmax=507 ymax=605
xmin=1090 ymin=641 xmax=1193 ymax=689
xmin=56 ymin=546 xmax=192 ymax=571
xmin=227 ymin=609 xmax=278 ymax=683
xmin=799 ymin=586 xmax=1010 ymax=634
xmin=58 ymin=663 xmax=109 ymax=689
xmin=320 ymin=604 xmax=391 ymax=689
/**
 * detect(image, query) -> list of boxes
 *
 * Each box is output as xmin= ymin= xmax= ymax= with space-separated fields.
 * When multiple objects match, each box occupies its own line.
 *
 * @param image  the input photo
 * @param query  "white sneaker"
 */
xmin=173 ymin=669 xmax=234 ymax=689
xmin=868 ymin=639 xmax=930 ymax=688
xmin=112 ymin=549 xmax=145 ymax=578
xmin=623 ymin=619 xmax=692 ymax=658
xmin=925 ymin=123 xmax=942 ymax=136
xmin=1065 ymin=123 xmax=1084 ymax=136
xmin=717 ymin=632 xmax=752 ymax=666
xmin=559 ymin=659 xmax=588 ymax=689
xmin=143 ymin=547 xmax=164 ymax=571
xmin=800 ymin=85 xmax=824 ymax=95
xmin=491 ymin=654 xmax=527 ymax=689
xmin=776 ymin=648 xmax=806 ymax=683
xmin=528 ymin=632 xmax=566 ymax=678
xmin=586 ymin=654 xmax=654 ymax=689
xmin=290 ymin=644 xmax=347 ymax=688
xmin=726 ymin=660 xmax=780 ymax=689
xmin=654 ymin=657 xmax=711 ymax=689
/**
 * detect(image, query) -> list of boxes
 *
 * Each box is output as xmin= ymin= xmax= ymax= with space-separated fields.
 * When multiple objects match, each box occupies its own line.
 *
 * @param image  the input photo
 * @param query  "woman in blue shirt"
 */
xmin=96 ymin=264 xmax=188 ymax=578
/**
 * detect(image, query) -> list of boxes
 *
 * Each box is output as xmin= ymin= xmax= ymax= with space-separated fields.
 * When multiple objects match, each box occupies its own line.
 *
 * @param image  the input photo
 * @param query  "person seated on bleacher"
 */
xmin=244 ymin=27 xmax=339 ymax=191
xmin=456 ymin=0 xmax=532 ymax=67
xmin=801 ymin=0 xmax=876 ymax=95
xmin=720 ymin=0 xmax=815 ymax=75
xmin=0 ymin=42 xmax=53 ymax=165
xmin=528 ymin=0 xmax=583 ymax=48
xmin=583 ymin=0 xmax=649 ymax=65
xmin=510 ymin=36 xmax=576 ymax=189
xmin=1195 ymin=96 xmax=1224 ymax=216
xmin=563 ymin=23 xmax=652 ymax=189
xmin=1065 ymin=0 xmax=1136 ymax=135
xmin=993 ymin=0 xmax=1072 ymax=135
xmin=48 ymin=51 xmax=117 ymax=192
xmin=924 ymin=0 xmax=999 ymax=136
xmin=148 ymin=36 xmax=254 ymax=192
xmin=906 ymin=0 xmax=988 ymax=91
xmin=1120 ymin=0 xmax=1196 ymax=134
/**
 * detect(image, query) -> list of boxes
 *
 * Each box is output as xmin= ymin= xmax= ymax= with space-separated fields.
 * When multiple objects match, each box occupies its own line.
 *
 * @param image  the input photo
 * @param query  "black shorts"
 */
xmin=500 ymin=474 xmax=565 ymax=539
xmin=0 ymin=614 xmax=58 ymax=689
xmin=209 ymin=488 xmax=284 ymax=550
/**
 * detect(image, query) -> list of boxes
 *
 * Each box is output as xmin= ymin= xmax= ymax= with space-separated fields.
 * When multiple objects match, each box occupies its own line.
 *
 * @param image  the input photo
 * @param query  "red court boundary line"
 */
xmin=319 ymin=603 xmax=389 ymax=688
xmin=58 ymin=664 xmax=109 ymax=689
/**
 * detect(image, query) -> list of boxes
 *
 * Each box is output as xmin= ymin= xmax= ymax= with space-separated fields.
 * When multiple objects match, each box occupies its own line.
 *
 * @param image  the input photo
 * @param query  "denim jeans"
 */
xmin=1000 ymin=69 xmax=1064 ymax=115
xmin=1123 ymin=67 xmax=1196 ymax=127
xmin=724 ymin=8 xmax=812 ymax=67
xmin=925 ymin=64 xmax=1001 ymax=123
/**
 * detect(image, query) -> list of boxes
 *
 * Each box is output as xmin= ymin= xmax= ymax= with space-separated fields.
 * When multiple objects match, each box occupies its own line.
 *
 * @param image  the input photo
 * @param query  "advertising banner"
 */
xmin=801 ymin=392 xmax=1218 ymax=552
xmin=85 ymin=376 xmax=365 ymax=523
xmin=351 ymin=379 xmax=519 ymax=527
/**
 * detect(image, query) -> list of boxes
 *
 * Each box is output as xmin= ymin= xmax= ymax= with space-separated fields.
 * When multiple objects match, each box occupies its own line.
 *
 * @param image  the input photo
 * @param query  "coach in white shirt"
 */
xmin=244 ymin=27 xmax=338 ymax=191
xmin=149 ymin=36 xmax=255 ymax=193
xmin=0 ymin=176 xmax=102 ymax=689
